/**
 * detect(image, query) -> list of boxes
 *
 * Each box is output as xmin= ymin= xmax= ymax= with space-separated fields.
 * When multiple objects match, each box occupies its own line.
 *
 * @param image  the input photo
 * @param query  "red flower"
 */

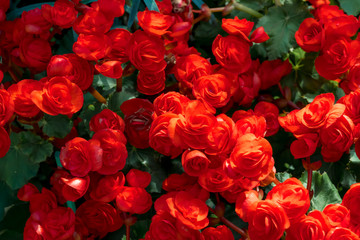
xmin=31 ymin=76 xmax=84 ymax=116
xmin=89 ymin=109 xmax=125 ymax=133
xmin=315 ymin=37 xmax=352 ymax=80
xmin=325 ymin=227 xmax=360 ymax=240
xmin=106 ymin=29 xmax=132 ymax=62
xmin=19 ymin=36 xmax=52 ymax=71
xmin=60 ymin=175 xmax=90 ymax=202
xmin=21 ymin=8 xmax=51 ymax=35
xmin=95 ymin=60 xmax=123 ymax=79
xmin=120 ymin=98 xmax=154 ymax=149
xmin=295 ymin=18 xmax=324 ymax=52
xmin=286 ymin=215 xmax=326 ymax=240
xmin=128 ymin=30 xmax=167 ymax=73
xmin=173 ymin=54 xmax=212 ymax=89
xmin=137 ymin=70 xmax=166 ymax=95
xmin=254 ymin=101 xmax=280 ymax=137
xmin=266 ymin=178 xmax=310 ymax=223
xmin=89 ymin=172 xmax=125 ymax=202
xmin=227 ymin=133 xmax=273 ymax=181
xmin=342 ymin=183 xmax=360 ymax=225
xmin=73 ymin=7 xmax=113 ymax=35
xmin=0 ymin=89 xmax=14 ymax=126
xmin=221 ymin=16 xmax=253 ymax=41
xmin=17 ymin=183 xmax=39 ymax=202
xmin=42 ymin=0 xmax=77 ymax=29
xmin=43 ymin=207 xmax=75 ymax=240
xmin=247 ymin=200 xmax=290 ymax=240
xmin=323 ymin=204 xmax=349 ymax=227
xmin=29 ymin=188 xmax=57 ymax=214
xmin=47 ymin=54 xmax=95 ymax=90
xmin=258 ymin=59 xmax=292 ymax=90
xmin=116 ymin=186 xmax=152 ymax=214
xmin=192 ymin=73 xmax=232 ymax=108
xmin=198 ymin=168 xmax=233 ymax=193
xmin=153 ymin=92 xmax=190 ymax=116
xmin=76 ymin=200 xmax=123 ymax=238
xmin=137 ymin=10 xmax=175 ymax=36
xmin=165 ymin=191 xmax=209 ymax=230
xmin=98 ymin=0 xmax=125 ymax=18
xmin=60 ymin=137 xmax=103 ymax=177
xmin=320 ymin=104 xmax=354 ymax=162
xmin=92 ymin=129 xmax=128 ymax=175
xmin=233 ymin=110 xmax=266 ymax=138
xmin=7 ymin=80 xmax=42 ymax=118
xmin=206 ymin=114 xmax=237 ymax=156
xmin=126 ymin=169 xmax=151 ymax=188
xmin=202 ymin=225 xmax=234 ymax=240
xmin=73 ymin=34 xmax=112 ymax=61
xmin=181 ymin=149 xmax=210 ymax=177
xmin=212 ymin=34 xmax=251 ymax=73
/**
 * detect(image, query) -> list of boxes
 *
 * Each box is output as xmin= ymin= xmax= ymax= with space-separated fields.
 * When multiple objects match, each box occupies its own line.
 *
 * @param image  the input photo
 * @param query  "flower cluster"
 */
xmin=0 ymin=0 xmax=359 ymax=239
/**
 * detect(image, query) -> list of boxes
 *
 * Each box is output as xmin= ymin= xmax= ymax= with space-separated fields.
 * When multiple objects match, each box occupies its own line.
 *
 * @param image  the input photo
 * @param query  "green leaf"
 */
xmin=257 ymin=1 xmax=311 ymax=60
xmin=339 ymin=0 xmax=360 ymax=16
xmin=39 ymin=114 xmax=73 ymax=138
xmin=300 ymin=171 xmax=342 ymax=211
xmin=0 ymin=132 xmax=53 ymax=189
xmin=93 ymin=75 xmax=117 ymax=91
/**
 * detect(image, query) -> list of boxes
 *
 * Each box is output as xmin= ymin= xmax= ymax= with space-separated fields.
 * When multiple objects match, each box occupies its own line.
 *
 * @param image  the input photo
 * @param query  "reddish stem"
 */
xmin=208 ymin=207 xmax=248 ymax=239
xmin=306 ymin=157 xmax=313 ymax=200
xmin=287 ymin=100 xmax=300 ymax=110
xmin=126 ymin=224 xmax=130 ymax=240
xmin=215 ymin=193 xmax=220 ymax=204
xmin=116 ymin=76 xmax=123 ymax=92
xmin=220 ymin=216 xmax=248 ymax=239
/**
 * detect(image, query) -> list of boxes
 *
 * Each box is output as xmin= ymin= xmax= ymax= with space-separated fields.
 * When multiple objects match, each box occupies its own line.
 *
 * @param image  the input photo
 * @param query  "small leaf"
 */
xmin=300 ymin=171 xmax=342 ymax=211
xmin=276 ymin=172 xmax=292 ymax=182
xmin=39 ymin=114 xmax=73 ymax=138
xmin=257 ymin=2 xmax=311 ymax=59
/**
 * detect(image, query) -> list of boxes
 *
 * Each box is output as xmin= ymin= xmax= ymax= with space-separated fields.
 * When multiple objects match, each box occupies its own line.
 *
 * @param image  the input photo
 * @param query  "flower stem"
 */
xmin=232 ymin=1 xmax=263 ymax=18
xmin=208 ymin=206 xmax=248 ymax=239
xmin=273 ymin=177 xmax=281 ymax=185
xmin=288 ymin=101 xmax=300 ymax=110
xmin=193 ymin=14 xmax=206 ymax=25
xmin=220 ymin=216 xmax=248 ymax=239
xmin=306 ymin=157 xmax=313 ymax=200
xmin=87 ymin=86 xmax=107 ymax=104
xmin=126 ymin=224 xmax=130 ymax=240
xmin=116 ymin=76 xmax=123 ymax=92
